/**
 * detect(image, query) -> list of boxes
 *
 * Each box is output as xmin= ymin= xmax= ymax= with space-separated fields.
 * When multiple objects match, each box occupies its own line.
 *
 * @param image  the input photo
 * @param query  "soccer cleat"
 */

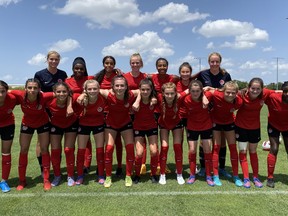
xmin=132 ymin=175 xmax=140 ymax=184
xmin=233 ymin=176 xmax=243 ymax=187
xmin=177 ymin=174 xmax=185 ymax=185
xmin=140 ymin=164 xmax=147 ymax=175
xmin=243 ymin=178 xmax=251 ymax=188
xmin=150 ymin=175 xmax=158 ymax=183
xmin=16 ymin=181 xmax=27 ymax=191
xmin=165 ymin=165 xmax=171 ymax=174
xmin=219 ymin=168 xmax=232 ymax=178
xmin=115 ymin=167 xmax=123 ymax=177
xmin=0 ymin=181 xmax=11 ymax=193
xmin=266 ymin=178 xmax=275 ymax=188
xmin=98 ymin=176 xmax=105 ymax=185
xmin=67 ymin=177 xmax=76 ymax=187
xmin=159 ymin=174 xmax=166 ymax=185
xmin=125 ymin=176 xmax=133 ymax=187
xmin=197 ymin=168 xmax=206 ymax=177
xmin=43 ymin=180 xmax=52 ymax=191
xmin=253 ymin=177 xmax=263 ymax=188
xmin=51 ymin=175 xmax=61 ymax=187
xmin=104 ymin=176 xmax=112 ymax=188
xmin=186 ymin=175 xmax=196 ymax=184
xmin=75 ymin=176 xmax=84 ymax=185
xmin=206 ymin=177 xmax=215 ymax=187
xmin=213 ymin=175 xmax=222 ymax=186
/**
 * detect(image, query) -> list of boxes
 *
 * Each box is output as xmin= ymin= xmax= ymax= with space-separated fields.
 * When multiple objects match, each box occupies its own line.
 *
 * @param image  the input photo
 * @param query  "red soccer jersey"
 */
xmin=78 ymin=94 xmax=106 ymax=126
xmin=105 ymin=91 xmax=136 ymax=129
xmin=0 ymin=93 xmax=18 ymax=127
xmin=151 ymin=74 xmax=175 ymax=93
xmin=100 ymin=72 xmax=118 ymax=89
xmin=157 ymin=92 xmax=186 ymax=130
xmin=133 ymin=101 xmax=158 ymax=130
xmin=65 ymin=76 xmax=94 ymax=94
xmin=183 ymin=92 xmax=213 ymax=131
xmin=265 ymin=92 xmax=288 ymax=132
xmin=46 ymin=94 xmax=80 ymax=128
xmin=210 ymin=90 xmax=243 ymax=125
xmin=235 ymin=88 xmax=271 ymax=129
xmin=11 ymin=90 xmax=54 ymax=128
xmin=176 ymin=80 xmax=189 ymax=119
xmin=124 ymin=72 xmax=147 ymax=90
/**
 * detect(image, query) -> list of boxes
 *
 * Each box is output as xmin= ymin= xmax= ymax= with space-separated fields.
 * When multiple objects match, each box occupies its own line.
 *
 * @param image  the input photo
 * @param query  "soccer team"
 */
xmin=0 ymin=51 xmax=288 ymax=193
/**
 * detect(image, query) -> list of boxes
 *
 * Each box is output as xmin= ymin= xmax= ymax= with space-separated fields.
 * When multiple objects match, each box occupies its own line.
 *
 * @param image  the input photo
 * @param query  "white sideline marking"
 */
xmin=2 ymin=190 xmax=288 ymax=198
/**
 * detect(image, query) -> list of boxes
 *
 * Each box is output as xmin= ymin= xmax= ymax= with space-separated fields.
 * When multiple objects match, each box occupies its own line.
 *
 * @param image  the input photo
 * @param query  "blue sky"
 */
xmin=1 ymin=0 xmax=288 ymax=85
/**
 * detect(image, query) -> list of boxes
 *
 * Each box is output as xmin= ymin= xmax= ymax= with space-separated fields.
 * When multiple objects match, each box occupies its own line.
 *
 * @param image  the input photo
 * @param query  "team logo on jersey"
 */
xmin=135 ymin=130 xmax=139 ymax=135
xmin=7 ymin=109 xmax=12 ymax=114
xmin=219 ymin=79 xmax=225 ymax=86
xmin=97 ymin=107 xmax=103 ymax=112
xmin=51 ymin=127 xmax=56 ymax=132
xmin=125 ymin=103 xmax=129 ymax=108
xmin=230 ymin=108 xmax=235 ymax=113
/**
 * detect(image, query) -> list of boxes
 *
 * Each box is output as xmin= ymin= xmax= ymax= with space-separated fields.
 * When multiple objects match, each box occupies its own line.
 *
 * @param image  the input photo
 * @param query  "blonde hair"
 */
xmin=161 ymin=82 xmax=178 ymax=119
xmin=223 ymin=81 xmax=239 ymax=92
xmin=82 ymin=79 xmax=100 ymax=115
xmin=47 ymin=51 xmax=60 ymax=60
xmin=130 ymin=53 xmax=143 ymax=68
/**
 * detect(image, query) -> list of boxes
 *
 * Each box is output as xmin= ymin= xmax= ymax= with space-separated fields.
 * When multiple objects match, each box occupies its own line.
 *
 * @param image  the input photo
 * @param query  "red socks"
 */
xmin=188 ymin=152 xmax=196 ymax=176
xmin=51 ymin=149 xmax=62 ymax=177
xmin=267 ymin=153 xmax=277 ymax=179
xmin=204 ymin=152 xmax=212 ymax=177
xmin=18 ymin=153 xmax=28 ymax=182
xmin=64 ymin=147 xmax=75 ymax=177
xmin=212 ymin=144 xmax=220 ymax=175
xmin=228 ymin=144 xmax=239 ymax=176
xmin=105 ymin=145 xmax=114 ymax=177
xmin=250 ymin=152 xmax=259 ymax=178
xmin=96 ymin=147 xmax=104 ymax=177
xmin=134 ymin=155 xmax=142 ymax=176
xmin=42 ymin=152 xmax=51 ymax=181
xmin=76 ymin=149 xmax=86 ymax=177
xmin=125 ymin=144 xmax=135 ymax=176
xmin=150 ymin=154 xmax=158 ymax=176
xmin=174 ymin=144 xmax=183 ymax=174
xmin=84 ymin=138 xmax=92 ymax=168
xmin=160 ymin=146 xmax=169 ymax=175
xmin=2 ymin=154 xmax=11 ymax=180
xmin=239 ymin=152 xmax=249 ymax=179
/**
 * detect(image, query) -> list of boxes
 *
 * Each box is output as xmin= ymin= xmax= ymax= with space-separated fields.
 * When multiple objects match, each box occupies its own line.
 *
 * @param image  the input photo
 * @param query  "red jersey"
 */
xmin=158 ymin=92 xmax=186 ymax=130
xmin=133 ymin=101 xmax=158 ymax=130
xmin=176 ymin=80 xmax=189 ymax=119
xmin=210 ymin=90 xmax=243 ymax=125
xmin=124 ymin=72 xmax=147 ymax=90
xmin=100 ymin=72 xmax=118 ymax=89
xmin=235 ymin=88 xmax=271 ymax=129
xmin=65 ymin=76 xmax=94 ymax=94
xmin=11 ymin=90 xmax=54 ymax=128
xmin=46 ymin=94 xmax=80 ymax=128
xmin=0 ymin=93 xmax=19 ymax=127
xmin=265 ymin=92 xmax=288 ymax=132
xmin=151 ymin=74 xmax=176 ymax=93
xmin=105 ymin=91 xmax=136 ymax=129
xmin=79 ymin=94 xmax=106 ymax=126
xmin=183 ymin=92 xmax=213 ymax=131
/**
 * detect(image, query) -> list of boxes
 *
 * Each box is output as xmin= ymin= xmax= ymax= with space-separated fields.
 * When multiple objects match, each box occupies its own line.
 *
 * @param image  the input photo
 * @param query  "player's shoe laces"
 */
xmin=0 ymin=181 xmax=11 ymax=193
xmin=104 ymin=176 xmax=112 ymax=188
xmin=213 ymin=175 xmax=222 ymax=186
xmin=186 ymin=175 xmax=196 ymax=184
xmin=253 ymin=177 xmax=263 ymax=188
xmin=67 ymin=177 xmax=76 ymax=186
xmin=159 ymin=174 xmax=166 ymax=185
xmin=125 ymin=176 xmax=133 ymax=187
xmin=206 ymin=177 xmax=215 ymax=187
xmin=243 ymin=178 xmax=251 ymax=188
xmin=219 ymin=168 xmax=232 ymax=178
xmin=266 ymin=178 xmax=275 ymax=188
xmin=51 ymin=175 xmax=61 ymax=187
xmin=233 ymin=176 xmax=243 ymax=187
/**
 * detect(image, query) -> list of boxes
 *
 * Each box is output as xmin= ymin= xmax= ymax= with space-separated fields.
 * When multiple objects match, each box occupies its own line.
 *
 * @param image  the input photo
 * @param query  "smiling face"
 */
xmin=73 ymin=63 xmax=86 ymax=79
xmin=112 ymin=77 xmax=127 ymax=96
xmin=163 ymin=87 xmax=176 ymax=104
xmin=140 ymin=83 xmax=152 ymax=100
xmin=248 ymin=81 xmax=262 ymax=99
xmin=86 ymin=82 xmax=100 ymax=99
xmin=224 ymin=86 xmax=237 ymax=103
xmin=190 ymin=85 xmax=202 ymax=101
xmin=55 ymin=84 xmax=69 ymax=102
xmin=180 ymin=66 xmax=192 ymax=82
xmin=156 ymin=59 xmax=168 ymax=75
xmin=103 ymin=57 xmax=115 ymax=73
xmin=130 ymin=55 xmax=143 ymax=73
xmin=47 ymin=52 xmax=60 ymax=69
xmin=208 ymin=54 xmax=221 ymax=73
xmin=25 ymin=81 xmax=40 ymax=98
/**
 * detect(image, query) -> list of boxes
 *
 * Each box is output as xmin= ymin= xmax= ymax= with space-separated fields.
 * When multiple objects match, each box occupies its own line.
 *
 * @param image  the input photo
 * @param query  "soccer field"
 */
xmin=1 ymin=106 xmax=288 ymax=216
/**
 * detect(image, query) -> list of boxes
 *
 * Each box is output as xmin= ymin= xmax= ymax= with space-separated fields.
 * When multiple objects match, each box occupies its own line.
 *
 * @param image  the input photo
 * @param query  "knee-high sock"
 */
xmin=64 ymin=147 xmax=75 ymax=178
xmin=249 ymin=152 xmax=259 ymax=178
xmin=84 ymin=138 xmax=92 ymax=168
xmin=228 ymin=144 xmax=239 ymax=176
xmin=150 ymin=154 xmax=158 ymax=176
xmin=219 ymin=146 xmax=227 ymax=169
xmin=188 ymin=152 xmax=196 ymax=176
xmin=204 ymin=153 xmax=212 ymax=177
xmin=76 ymin=149 xmax=86 ymax=177
xmin=239 ymin=152 xmax=249 ymax=179
xmin=212 ymin=144 xmax=221 ymax=175
xmin=105 ymin=145 xmax=114 ymax=177
xmin=18 ymin=153 xmax=28 ymax=182
xmin=115 ymin=133 xmax=123 ymax=168
xmin=134 ymin=155 xmax=142 ymax=176
xmin=42 ymin=152 xmax=51 ymax=181
xmin=267 ymin=153 xmax=277 ymax=179
xmin=173 ymin=143 xmax=183 ymax=174
xmin=160 ymin=146 xmax=169 ymax=175
xmin=51 ymin=149 xmax=62 ymax=177
xmin=125 ymin=144 xmax=135 ymax=176
xmin=2 ymin=154 xmax=11 ymax=180
xmin=96 ymin=147 xmax=104 ymax=177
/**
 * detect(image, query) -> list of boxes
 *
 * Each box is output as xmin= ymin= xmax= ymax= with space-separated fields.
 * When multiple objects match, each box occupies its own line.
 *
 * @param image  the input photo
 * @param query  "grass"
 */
xmin=1 ymin=105 xmax=288 ymax=216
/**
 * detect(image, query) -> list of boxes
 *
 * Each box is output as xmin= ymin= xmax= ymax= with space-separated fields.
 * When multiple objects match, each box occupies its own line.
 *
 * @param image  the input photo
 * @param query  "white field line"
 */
xmin=2 ymin=190 xmax=288 ymax=198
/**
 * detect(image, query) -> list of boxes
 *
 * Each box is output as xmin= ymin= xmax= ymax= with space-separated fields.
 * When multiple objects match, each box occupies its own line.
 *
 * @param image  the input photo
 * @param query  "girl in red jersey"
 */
xmin=99 ymin=75 xmax=140 ymax=188
xmin=235 ymin=78 xmax=271 ymax=188
xmin=10 ymin=78 xmax=54 ymax=191
xmin=265 ymin=81 xmax=288 ymax=188
xmin=46 ymin=82 xmax=80 ymax=187
xmin=158 ymin=82 xmax=188 ymax=185
xmin=94 ymin=56 xmax=124 ymax=176
xmin=76 ymin=80 xmax=106 ymax=185
xmin=182 ymin=80 xmax=214 ymax=186
xmin=208 ymin=81 xmax=243 ymax=187
xmin=0 ymin=81 xmax=18 ymax=193
xmin=132 ymin=78 xmax=159 ymax=183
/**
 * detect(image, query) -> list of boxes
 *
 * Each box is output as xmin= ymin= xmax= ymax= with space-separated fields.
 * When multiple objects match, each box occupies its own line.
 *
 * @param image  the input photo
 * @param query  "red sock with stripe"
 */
xmin=2 ymin=154 xmax=11 ymax=180
xmin=105 ymin=145 xmax=114 ymax=177
xmin=64 ymin=147 xmax=75 ymax=177
xmin=239 ymin=152 xmax=249 ymax=179
xmin=267 ymin=153 xmax=277 ymax=179
xmin=173 ymin=143 xmax=183 ymax=174
xmin=125 ymin=144 xmax=135 ymax=176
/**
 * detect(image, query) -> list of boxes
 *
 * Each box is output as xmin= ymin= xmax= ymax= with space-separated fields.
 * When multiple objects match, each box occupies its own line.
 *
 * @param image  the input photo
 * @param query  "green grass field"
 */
xmin=1 ymin=106 xmax=288 ymax=216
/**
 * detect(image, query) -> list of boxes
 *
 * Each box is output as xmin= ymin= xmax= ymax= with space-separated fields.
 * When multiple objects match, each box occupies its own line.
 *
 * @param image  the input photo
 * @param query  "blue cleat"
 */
xmin=0 ymin=181 xmax=11 ymax=193
xmin=233 ymin=176 xmax=243 ymax=187
xmin=213 ymin=175 xmax=222 ymax=186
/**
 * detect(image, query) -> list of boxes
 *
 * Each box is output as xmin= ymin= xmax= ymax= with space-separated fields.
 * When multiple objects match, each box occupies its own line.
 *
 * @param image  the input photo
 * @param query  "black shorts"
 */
xmin=235 ymin=126 xmax=261 ymax=143
xmin=181 ymin=118 xmax=187 ymax=128
xmin=159 ymin=121 xmax=183 ymax=131
xmin=105 ymin=122 xmax=133 ymax=133
xmin=78 ymin=124 xmax=105 ymax=135
xmin=213 ymin=123 xmax=235 ymax=131
xmin=134 ymin=128 xmax=158 ymax=138
xmin=0 ymin=124 xmax=15 ymax=141
xmin=187 ymin=128 xmax=213 ymax=141
xmin=50 ymin=120 xmax=79 ymax=135
xmin=20 ymin=122 xmax=50 ymax=134
xmin=267 ymin=123 xmax=288 ymax=138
